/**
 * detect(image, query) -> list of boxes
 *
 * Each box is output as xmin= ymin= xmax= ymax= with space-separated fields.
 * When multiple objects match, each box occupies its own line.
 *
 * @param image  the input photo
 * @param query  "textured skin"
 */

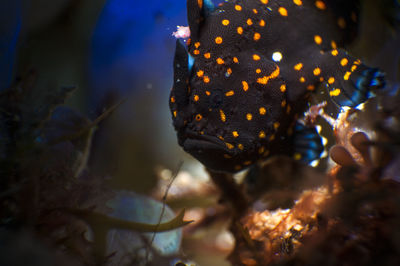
xmin=169 ymin=0 xmax=384 ymax=173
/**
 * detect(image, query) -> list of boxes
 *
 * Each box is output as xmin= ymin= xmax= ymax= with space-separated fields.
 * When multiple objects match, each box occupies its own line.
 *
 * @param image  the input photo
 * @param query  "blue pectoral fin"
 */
xmin=203 ymin=0 xmax=215 ymax=15
xmin=328 ymin=61 xmax=386 ymax=108
xmin=293 ymin=122 xmax=324 ymax=165
xmin=188 ymin=53 xmax=194 ymax=74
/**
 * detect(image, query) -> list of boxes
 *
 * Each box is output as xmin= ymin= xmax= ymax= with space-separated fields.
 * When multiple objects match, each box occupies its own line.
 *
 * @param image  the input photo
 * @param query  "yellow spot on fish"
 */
xmin=195 ymin=114 xmax=202 ymax=121
xmin=313 ymin=67 xmax=321 ymax=76
xmin=197 ymin=0 xmax=203 ymax=9
xmin=194 ymin=95 xmax=199 ymax=101
xmin=253 ymin=9 xmax=258 ymax=14
xmin=253 ymin=32 xmax=261 ymax=41
xmin=216 ymin=58 xmax=224 ymax=64
xmin=257 ymin=66 xmax=280 ymax=84
xmin=247 ymin=18 xmax=253 ymax=25
xmin=205 ymin=90 xmax=211 ymax=96
xmin=294 ymin=153 xmax=302 ymax=160
xmin=222 ymin=19 xmax=230 ymax=26
xmin=233 ymin=57 xmax=239 ymax=63
xmin=246 ymin=113 xmax=253 ymax=121
xmin=237 ymin=26 xmax=243 ymax=34
xmin=242 ymin=81 xmax=249 ymax=91
xmin=320 ymin=77 xmax=324 ymax=82
xmin=280 ymin=84 xmax=286 ymax=92
xmin=315 ymin=0 xmax=326 ymax=10
xmin=270 ymin=67 xmax=280 ymax=78
xmin=330 ymin=88 xmax=341 ymax=96
xmin=193 ymin=49 xmax=200 ymax=55
xmin=340 ymin=58 xmax=348 ymax=66
xmin=259 ymin=107 xmax=266 ymax=115
xmin=274 ymin=122 xmax=280 ymax=130
xmin=173 ymin=110 xmax=177 ymax=117
xmin=351 ymin=65 xmax=357 ymax=72
xmin=331 ymin=49 xmax=338 ymax=56
xmin=203 ymin=76 xmax=210 ymax=83
xmin=300 ymin=77 xmax=306 ymax=83
xmin=259 ymin=131 xmax=266 ymax=138
xmin=344 ymin=71 xmax=351 ymax=80
xmin=238 ymin=143 xmax=244 ymax=150
xmin=269 ymin=134 xmax=275 ymax=141
xmin=259 ymin=19 xmax=265 ymax=27
xmin=218 ymin=135 xmax=224 ymax=141
xmin=235 ymin=5 xmax=242 ymax=11
xmin=328 ymin=77 xmax=335 ymax=84
xmin=281 ymin=99 xmax=286 ymax=107
xmin=293 ymin=0 xmax=302 ymax=6
xmin=294 ymin=63 xmax=303 ymax=71
xmin=307 ymin=85 xmax=315 ymax=91
xmin=215 ymin=36 xmax=223 ymax=44
xmin=338 ymin=17 xmax=346 ymax=29
xmin=331 ymin=40 xmax=337 ymax=49
xmin=220 ymin=109 xmax=226 ymax=122
xmin=170 ymin=96 xmax=175 ymax=103
xmin=314 ymin=35 xmax=322 ymax=45
xmin=286 ymin=104 xmax=291 ymax=114
xmin=226 ymin=142 xmax=234 ymax=149
xmin=204 ymin=53 xmax=210 ymax=59
xmin=256 ymin=68 xmax=261 ymax=74
xmin=197 ymin=70 xmax=204 ymax=77
xmin=287 ymin=127 xmax=293 ymax=136
xmin=278 ymin=7 xmax=288 ymax=16
xmin=253 ymin=54 xmax=260 ymax=61
xmin=260 ymin=0 xmax=268 ymax=4
xmin=244 ymin=160 xmax=252 ymax=166
xmin=194 ymin=42 xmax=200 ymax=48
xmin=225 ymin=90 xmax=234 ymax=96
xmin=232 ymin=131 xmax=239 ymax=138
xmin=258 ymin=76 xmax=268 ymax=85
xmin=227 ymin=68 xmax=232 ymax=75
xmin=351 ymin=12 xmax=357 ymax=22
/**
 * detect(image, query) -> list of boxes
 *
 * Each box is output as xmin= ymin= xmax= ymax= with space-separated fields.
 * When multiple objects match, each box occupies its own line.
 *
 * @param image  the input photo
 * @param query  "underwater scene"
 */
xmin=1 ymin=0 xmax=400 ymax=265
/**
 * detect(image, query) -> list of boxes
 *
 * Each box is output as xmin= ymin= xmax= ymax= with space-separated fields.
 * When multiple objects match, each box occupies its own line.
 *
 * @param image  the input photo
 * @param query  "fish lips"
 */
xmin=181 ymin=130 xmax=239 ymax=172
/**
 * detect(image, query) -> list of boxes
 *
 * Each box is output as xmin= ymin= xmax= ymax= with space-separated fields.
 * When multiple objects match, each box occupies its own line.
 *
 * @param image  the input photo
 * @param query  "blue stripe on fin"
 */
xmin=293 ymin=122 xmax=324 ymax=165
xmin=331 ymin=67 xmax=386 ymax=108
xmin=188 ymin=53 xmax=195 ymax=74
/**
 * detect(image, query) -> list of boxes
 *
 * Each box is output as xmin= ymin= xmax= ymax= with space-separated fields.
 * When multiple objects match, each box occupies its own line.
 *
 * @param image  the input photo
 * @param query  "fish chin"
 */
xmin=183 ymin=138 xmax=235 ymax=172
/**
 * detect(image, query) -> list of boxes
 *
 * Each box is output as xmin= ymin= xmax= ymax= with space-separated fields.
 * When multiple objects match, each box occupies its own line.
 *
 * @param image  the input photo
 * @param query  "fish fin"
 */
xmin=322 ymin=49 xmax=386 ymax=107
xmin=187 ymin=0 xmax=214 ymax=41
xmin=171 ymin=40 xmax=189 ymax=116
xmin=292 ymin=122 xmax=324 ymax=165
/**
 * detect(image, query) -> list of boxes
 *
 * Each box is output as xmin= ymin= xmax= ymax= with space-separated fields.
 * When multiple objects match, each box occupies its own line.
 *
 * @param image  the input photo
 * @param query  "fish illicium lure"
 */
xmin=169 ymin=0 xmax=385 ymax=173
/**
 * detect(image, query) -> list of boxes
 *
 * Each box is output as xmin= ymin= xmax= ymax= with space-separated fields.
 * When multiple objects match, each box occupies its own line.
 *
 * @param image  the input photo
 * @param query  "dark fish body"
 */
xmin=170 ymin=0 xmax=385 ymax=172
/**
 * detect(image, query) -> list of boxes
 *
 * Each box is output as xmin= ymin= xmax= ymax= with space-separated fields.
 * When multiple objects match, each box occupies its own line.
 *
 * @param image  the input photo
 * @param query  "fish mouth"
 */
xmin=182 ymin=129 xmax=235 ymax=155
xmin=181 ymin=129 xmax=240 ymax=171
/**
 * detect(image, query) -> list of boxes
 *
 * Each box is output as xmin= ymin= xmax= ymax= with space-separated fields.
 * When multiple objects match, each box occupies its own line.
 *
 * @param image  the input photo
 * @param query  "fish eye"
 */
xmin=195 ymin=114 xmax=203 ymax=121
